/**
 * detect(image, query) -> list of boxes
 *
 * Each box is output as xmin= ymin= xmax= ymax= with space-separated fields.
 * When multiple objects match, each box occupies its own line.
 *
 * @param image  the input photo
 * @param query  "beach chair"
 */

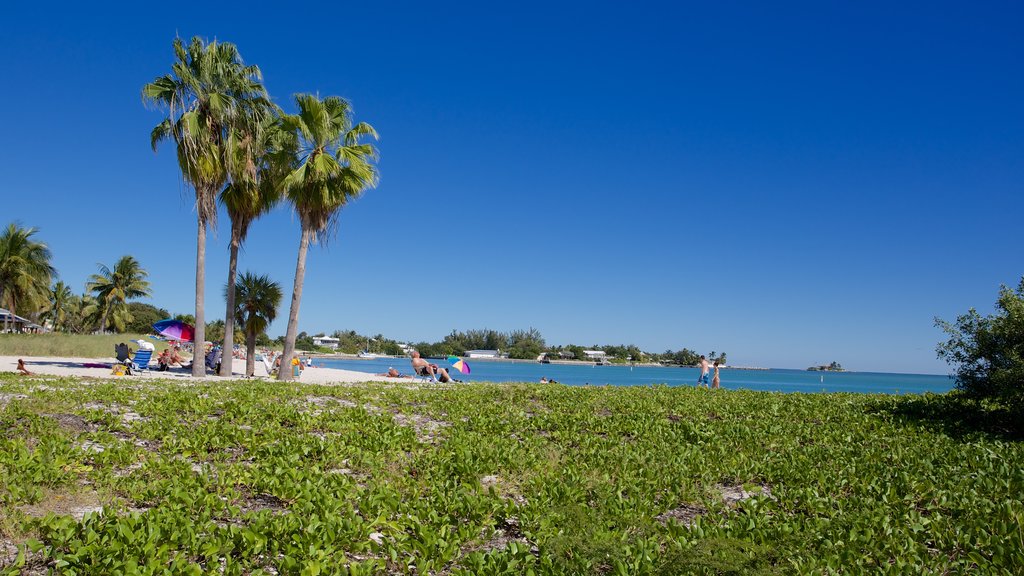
xmin=205 ymin=348 xmax=223 ymax=374
xmin=114 ymin=343 xmax=131 ymax=364
xmin=410 ymin=364 xmax=437 ymax=384
xmin=131 ymin=349 xmax=153 ymax=372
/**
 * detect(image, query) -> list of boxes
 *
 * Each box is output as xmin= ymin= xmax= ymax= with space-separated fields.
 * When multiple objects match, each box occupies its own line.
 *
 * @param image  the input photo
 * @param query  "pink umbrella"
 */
xmin=152 ymin=319 xmax=195 ymax=342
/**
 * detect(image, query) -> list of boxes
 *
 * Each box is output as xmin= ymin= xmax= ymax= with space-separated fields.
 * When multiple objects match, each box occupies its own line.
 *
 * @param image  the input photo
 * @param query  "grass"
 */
xmin=0 ymin=333 xmax=160 ymax=359
xmin=0 ymin=375 xmax=1021 ymax=575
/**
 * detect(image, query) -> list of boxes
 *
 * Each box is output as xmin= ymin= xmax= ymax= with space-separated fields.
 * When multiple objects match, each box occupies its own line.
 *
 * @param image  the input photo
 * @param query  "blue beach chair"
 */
xmin=131 ymin=349 xmax=153 ymax=372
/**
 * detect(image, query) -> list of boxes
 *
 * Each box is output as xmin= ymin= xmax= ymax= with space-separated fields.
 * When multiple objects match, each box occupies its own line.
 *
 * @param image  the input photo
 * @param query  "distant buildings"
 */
xmin=312 ymin=336 xmax=340 ymax=350
xmin=466 ymin=350 xmax=501 ymax=359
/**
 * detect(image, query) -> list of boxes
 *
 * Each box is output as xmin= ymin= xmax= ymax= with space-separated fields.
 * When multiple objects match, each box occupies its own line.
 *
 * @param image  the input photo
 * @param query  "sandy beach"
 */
xmin=2 ymin=355 xmax=413 ymax=385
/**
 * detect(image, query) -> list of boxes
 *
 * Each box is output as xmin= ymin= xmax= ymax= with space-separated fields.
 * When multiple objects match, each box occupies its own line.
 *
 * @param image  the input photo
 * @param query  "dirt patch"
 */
xmin=480 ymin=475 xmax=528 ymax=506
xmin=391 ymin=413 xmax=450 ymax=444
xmin=655 ymin=503 xmax=706 ymax=527
xmin=20 ymin=488 xmax=104 ymax=521
xmin=234 ymin=488 xmax=290 ymax=516
xmin=44 ymin=413 xmax=94 ymax=434
xmin=717 ymin=483 xmax=773 ymax=506
xmin=465 ymin=516 xmax=535 ymax=555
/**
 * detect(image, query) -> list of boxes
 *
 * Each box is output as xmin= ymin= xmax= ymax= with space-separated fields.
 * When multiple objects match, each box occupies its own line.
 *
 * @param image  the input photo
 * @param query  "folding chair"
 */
xmin=131 ymin=349 xmax=153 ymax=372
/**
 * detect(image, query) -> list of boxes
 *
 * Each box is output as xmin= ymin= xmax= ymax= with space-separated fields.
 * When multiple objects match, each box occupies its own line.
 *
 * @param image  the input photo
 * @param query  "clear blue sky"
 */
xmin=3 ymin=1 xmax=1021 ymax=374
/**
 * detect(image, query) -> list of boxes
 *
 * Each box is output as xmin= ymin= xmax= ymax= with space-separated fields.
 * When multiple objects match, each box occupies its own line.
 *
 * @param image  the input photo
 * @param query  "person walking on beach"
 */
xmin=697 ymin=355 xmax=711 ymax=388
xmin=711 ymin=360 xmax=721 ymax=389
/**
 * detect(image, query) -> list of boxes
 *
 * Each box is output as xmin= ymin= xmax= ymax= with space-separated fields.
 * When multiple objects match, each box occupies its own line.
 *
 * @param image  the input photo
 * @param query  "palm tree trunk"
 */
xmin=278 ymin=227 xmax=311 ymax=381
xmin=98 ymin=302 xmax=111 ymax=334
xmin=220 ymin=230 xmax=241 ymax=377
xmin=246 ymin=330 xmax=257 ymax=377
xmin=192 ymin=216 xmax=207 ymax=377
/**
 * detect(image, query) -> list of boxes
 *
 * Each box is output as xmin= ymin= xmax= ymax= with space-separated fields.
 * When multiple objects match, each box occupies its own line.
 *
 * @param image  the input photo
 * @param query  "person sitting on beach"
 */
xmin=168 ymin=346 xmax=189 ymax=367
xmin=16 ymin=359 xmax=33 ymax=376
xmin=157 ymin=349 xmax=172 ymax=371
xmin=410 ymin=351 xmax=456 ymax=383
xmin=540 ymin=377 xmax=548 ymax=384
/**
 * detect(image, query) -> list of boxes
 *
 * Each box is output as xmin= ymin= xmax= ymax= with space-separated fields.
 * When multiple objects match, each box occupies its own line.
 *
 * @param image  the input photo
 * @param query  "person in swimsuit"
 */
xmin=410 ymin=351 xmax=455 ymax=383
xmin=697 ymin=355 xmax=711 ymax=388
xmin=711 ymin=360 xmax=721 ymax=389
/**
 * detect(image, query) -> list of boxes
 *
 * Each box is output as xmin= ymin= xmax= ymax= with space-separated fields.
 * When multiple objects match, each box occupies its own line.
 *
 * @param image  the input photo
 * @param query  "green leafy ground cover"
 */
xmin=0 ymin=375 xmax=1021 ymax=575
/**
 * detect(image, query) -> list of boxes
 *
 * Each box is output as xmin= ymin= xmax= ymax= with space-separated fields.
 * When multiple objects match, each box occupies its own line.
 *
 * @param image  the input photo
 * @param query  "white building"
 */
xmin=312 ymin=336 xmax=340 ymax=350
xmin=583 ymin=350 xmax=607 ymax=360
xmin=466 ymin=350 xmax=500 ymax=359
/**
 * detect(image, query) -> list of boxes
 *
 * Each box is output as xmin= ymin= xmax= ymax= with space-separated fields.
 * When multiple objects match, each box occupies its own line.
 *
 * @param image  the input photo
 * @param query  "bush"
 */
xmin=936 ymin=277 xmax=1024 ymax=409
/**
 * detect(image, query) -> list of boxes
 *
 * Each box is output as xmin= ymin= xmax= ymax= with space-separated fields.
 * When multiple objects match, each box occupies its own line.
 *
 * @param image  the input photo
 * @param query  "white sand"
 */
xmin=1 ymin=355 xmax=412 ymax=385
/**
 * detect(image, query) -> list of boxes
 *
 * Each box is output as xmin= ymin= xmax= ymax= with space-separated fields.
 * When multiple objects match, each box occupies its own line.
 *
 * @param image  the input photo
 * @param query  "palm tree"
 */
xmin=276 ymin=94 xmax=379 ymax=381
xmin=143 ymin=36 xmax=272 ymax=376
xmin=87 ymin=256 xmax=152 ymax=333
xmin=0 ymin=223 xmax=56 ymax=331
xmin=217 ymin=116 xmax=289 ymax=375
xmin=230 ymin=272 xmax=283 ymax=377
xmin=41 ymin=280 xmax=73 ymax=332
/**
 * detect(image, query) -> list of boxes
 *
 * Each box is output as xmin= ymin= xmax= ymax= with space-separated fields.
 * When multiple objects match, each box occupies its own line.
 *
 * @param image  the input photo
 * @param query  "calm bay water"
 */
xmin=312 ymin=357 xmax=953 ymax=395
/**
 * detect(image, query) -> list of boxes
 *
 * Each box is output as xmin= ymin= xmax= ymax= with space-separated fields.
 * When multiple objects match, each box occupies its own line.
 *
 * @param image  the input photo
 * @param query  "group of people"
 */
xmin=156 ymin=346 xmax=189 ymax=371
xmin=696 ymin=355 xmax=721 ymax=389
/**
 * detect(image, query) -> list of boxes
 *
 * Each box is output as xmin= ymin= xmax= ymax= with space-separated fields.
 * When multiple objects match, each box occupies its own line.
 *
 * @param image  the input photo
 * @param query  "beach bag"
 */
xmin=111 ymin=364 xmax=129 ymax=376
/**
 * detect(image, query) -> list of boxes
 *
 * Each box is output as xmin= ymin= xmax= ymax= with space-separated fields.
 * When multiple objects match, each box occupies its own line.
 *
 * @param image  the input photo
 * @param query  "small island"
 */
xmin=807 ymin=361 xmax=845 ymax=372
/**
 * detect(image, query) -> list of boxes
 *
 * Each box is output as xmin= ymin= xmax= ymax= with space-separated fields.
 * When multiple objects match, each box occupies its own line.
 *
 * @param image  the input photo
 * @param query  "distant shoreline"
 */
xmin=314 ymin=353 xmax=770 ymax=370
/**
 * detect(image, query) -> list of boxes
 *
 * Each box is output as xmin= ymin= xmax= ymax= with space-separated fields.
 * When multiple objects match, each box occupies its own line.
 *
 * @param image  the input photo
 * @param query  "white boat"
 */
xmin=358 ymin=351 xmax=380 ymax=359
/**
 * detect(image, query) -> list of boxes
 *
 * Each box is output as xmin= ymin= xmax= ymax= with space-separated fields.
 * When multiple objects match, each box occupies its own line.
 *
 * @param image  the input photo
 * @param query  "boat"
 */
xmin=357 ymin=351 xmax=380 ymax=359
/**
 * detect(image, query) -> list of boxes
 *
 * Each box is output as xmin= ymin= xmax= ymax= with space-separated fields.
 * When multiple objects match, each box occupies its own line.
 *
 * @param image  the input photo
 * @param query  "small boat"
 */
xmin=358 ymin=351 xmax=380 ymax=359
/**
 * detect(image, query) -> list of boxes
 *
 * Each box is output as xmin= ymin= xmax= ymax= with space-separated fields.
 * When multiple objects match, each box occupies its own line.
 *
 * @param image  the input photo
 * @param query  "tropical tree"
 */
xmin=276 ymin=94 xmax=379 ymax=381
xmin=217 ymin=116 xmax=288 ymax=375
xmin=41 ymin=281 xmax=74 ymax=332
xmin=0 ymin=223 xmax=56 ymax=330
xmin=937 ymin=277 xmax=1024 ymax=409
xmin=231 ymin=272 xmax=282 ymax=377
xmin=87 ymin=256 xmax=152 ymax=333
xmin=143 ymin=36 xmax=272 ymax=376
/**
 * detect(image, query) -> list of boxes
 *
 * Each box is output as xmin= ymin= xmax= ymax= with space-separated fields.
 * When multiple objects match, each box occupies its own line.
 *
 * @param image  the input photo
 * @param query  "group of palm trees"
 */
xmin=0 ymin=224 xmax=151 ymax=334
xmin=143 ymin=36 xmax=379 ymax=380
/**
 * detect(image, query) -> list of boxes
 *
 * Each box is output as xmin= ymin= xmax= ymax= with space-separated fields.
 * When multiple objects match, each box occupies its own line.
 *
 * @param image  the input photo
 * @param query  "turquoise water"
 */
xmin=312 ymin=357 xmax=953 ymax=395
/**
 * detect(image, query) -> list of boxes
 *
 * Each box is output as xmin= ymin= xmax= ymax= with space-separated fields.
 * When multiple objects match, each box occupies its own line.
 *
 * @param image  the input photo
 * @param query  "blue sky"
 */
xmin=2 ymin=1 xmax=1021 ymax=374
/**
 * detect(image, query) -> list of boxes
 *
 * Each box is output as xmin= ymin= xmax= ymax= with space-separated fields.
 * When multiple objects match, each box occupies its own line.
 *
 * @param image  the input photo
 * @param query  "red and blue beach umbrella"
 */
xmin=152 ymin=319 xmax=195 ymax=342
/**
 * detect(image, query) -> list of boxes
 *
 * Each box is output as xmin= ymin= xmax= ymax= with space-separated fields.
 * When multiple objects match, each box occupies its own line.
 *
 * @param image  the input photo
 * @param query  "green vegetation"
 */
xmin=806 ymin=362 xmax=844 ymax=372
xmin=936 ymin=276 xmax=1024 ymax=411
xmin=1 ymin=375 xmax=1020 ymax=574
xmin=0 ymin=333 xmax=160 ymax=359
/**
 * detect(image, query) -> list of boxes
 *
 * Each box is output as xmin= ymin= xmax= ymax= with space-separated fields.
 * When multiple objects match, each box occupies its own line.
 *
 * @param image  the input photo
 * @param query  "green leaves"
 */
xmin=1 ymin=374 xmax=1023 ymax=573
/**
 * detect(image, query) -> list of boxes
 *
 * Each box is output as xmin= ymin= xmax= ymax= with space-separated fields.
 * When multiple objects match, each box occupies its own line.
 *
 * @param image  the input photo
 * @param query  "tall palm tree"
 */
xmin=41 ymin=280 xmax=73 ymax=332
xmin=88 ymin=256 xmax=152 ymax=333
xmin=217 ymin=116 xmax=289 ymax=375
xmin=0 ymin=223 xmax=56 ymax=331
xmin=276 ymin=94 xmax=379 ymax=381
xmin=230 ymin=272 xmax=283 ymax=377
xmin=143 ymin=36 xmax=272 ymax=376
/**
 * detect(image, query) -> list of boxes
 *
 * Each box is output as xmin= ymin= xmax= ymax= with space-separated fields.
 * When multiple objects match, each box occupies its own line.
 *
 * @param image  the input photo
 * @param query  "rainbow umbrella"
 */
xmin=447 ymin=355 xmax=471 ymax=374
xmin=152 ymin=319 xmax=195 ymax=342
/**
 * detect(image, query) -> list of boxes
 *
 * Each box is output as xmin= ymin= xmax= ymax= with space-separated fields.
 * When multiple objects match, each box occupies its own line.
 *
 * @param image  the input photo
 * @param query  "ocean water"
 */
xmin=312 ymin=357 xmax=954 ymax=395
